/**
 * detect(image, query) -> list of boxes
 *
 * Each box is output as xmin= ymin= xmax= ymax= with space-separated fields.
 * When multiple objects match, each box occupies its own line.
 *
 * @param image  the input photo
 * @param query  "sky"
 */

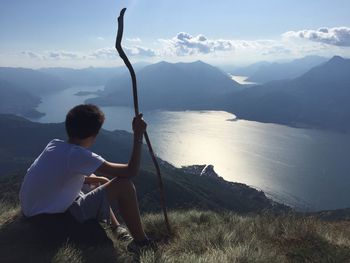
xmin=1 ymin=0 xmax=350 ymax=68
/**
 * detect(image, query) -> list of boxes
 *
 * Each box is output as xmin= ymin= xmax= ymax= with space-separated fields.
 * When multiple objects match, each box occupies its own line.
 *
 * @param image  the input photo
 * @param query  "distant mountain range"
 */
xmin=230 ymin=56 xmax=328 ymax=84
xmin=87 ymin=60 xmax=242 ymax=110
xmin=0 ymin=67 xmax=69 ymax=95
xmin=39 ymin=63 xmax=148 ymax=87
xmin=0 ymin=65 xmax=148 ymax=118
xmin=0 ymin=67 xmax=70 ymax=118
xmin=1 ymin=55 xmax=349 ymax=132
xmin=224 ymin=56 xmax=350 ymax=132
xmin=0 ymin=114 xmax=284 ymax=213
xmin=0 ymin=80 xmax=43 ymax=118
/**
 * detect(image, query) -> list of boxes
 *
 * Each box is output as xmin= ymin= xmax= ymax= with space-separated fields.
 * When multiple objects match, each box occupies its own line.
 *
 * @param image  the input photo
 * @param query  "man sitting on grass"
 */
xmin=19 ymin=104 xmax=152 ymax=253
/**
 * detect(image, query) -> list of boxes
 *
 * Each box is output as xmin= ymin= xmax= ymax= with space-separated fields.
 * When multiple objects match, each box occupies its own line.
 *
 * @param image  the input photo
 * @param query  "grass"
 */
xmin=1 ymin=202 xmax=350 ymax=263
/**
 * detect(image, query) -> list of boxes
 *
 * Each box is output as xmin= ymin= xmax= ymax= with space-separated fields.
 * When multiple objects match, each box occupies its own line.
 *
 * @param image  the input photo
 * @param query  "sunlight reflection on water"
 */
xmin=32 ymin=87 xmax=350 ymax=211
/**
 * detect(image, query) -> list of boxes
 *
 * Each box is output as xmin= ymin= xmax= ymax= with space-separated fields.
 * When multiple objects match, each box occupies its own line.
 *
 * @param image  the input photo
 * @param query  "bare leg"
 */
xmin=105 ymin=178 xmax=146 ymax=241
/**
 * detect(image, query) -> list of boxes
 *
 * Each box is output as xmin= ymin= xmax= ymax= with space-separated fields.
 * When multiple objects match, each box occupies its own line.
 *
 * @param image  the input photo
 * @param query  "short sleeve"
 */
xmin=68 ymin=147 xmax=105 ymax=175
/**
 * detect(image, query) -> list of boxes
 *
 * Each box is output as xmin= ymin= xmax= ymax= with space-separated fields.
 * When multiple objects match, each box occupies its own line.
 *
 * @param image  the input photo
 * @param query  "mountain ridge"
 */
xmin=223 ymin=55 xmax=350 ymax=132
xmin=87 ymin=60 xmax=242 ymax=110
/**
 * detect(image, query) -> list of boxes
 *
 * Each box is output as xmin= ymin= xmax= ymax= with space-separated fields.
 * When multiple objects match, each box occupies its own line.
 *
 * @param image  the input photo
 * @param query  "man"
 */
xmin=19 ymin=104 xmax=151 ymax=252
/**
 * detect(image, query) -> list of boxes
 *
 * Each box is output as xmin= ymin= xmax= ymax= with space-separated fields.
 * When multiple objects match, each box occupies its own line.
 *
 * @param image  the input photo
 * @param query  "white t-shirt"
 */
xmin=19 ymin=139 xmax=105 ymax=217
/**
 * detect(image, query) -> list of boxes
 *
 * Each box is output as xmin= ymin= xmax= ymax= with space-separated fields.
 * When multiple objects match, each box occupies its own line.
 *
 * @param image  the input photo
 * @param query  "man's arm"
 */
xmin=95 ymin=114 xmax=146 ymax=178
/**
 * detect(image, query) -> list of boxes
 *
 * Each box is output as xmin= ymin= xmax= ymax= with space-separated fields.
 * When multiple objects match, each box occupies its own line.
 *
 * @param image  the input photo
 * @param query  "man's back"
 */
xmin=19 ymin=139 xmax=104 ymax=217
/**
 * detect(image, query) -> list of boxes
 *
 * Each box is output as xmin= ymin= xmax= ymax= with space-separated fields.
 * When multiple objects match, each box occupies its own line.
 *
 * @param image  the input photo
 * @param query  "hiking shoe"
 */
xmin=127 ymin=238 xmax=157 ymax=255
xmin=111 ymin=225 xmax=132 ymax=241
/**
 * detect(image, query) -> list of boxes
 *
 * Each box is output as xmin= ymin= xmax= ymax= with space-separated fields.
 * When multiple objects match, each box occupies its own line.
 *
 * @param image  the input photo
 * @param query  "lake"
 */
xmin=31 ymin=86 xmax=350 ymax=211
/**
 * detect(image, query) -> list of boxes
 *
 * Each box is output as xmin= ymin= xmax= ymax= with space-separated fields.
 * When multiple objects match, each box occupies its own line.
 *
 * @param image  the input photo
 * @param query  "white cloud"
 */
xmin=126 ymin=37 xmax=142 ymax=43
xmin=47 ymin=51 xmax=81 ymax=60
xmin=261 ymin=45 xmax=292 ymax=56
xmin=21 ymin=51 xmax=42 ymax=59
xmin=97 ymin=37 xmax=105 ymax=41
xmin=16 ymin=27 xmax=350 ymax=67
xmin=90 ymin=46 xmax=155 ymax=58
xmin=283 ymin=27 xmax=350 ymax=47
xmin=159 ymin=32 xmax=234 ymax=56
xmin=90 ymin=47 xmax=117 ymax=59
xmin=20 ymin=45 xmax=155 ymax=62
xmin=124 ymin=46 xmax=156 ymax=57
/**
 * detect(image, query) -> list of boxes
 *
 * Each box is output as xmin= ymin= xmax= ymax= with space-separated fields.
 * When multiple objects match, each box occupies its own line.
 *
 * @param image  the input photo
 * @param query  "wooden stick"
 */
xmin=115 ymin=8 xmax=171 ymax=234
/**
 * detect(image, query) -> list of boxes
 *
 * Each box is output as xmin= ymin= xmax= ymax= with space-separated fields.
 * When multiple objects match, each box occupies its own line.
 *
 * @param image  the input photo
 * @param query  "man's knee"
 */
xmin=108 ymin=177 xmax=136 ymax=195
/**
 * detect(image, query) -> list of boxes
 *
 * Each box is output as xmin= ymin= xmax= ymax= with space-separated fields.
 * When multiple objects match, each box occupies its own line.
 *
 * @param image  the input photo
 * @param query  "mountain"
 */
xmin=0 ymin=80 xmax=43 ymax=118
xmin=248 ymin=56 xmax=329 ymax=83
xmin=0 ymin=67 xmax=69 ymax=95
xmin=223 ymin=56 xmax=350 ymax=132
xmin=39 ymin=63 xmax=149 ymax=87
xmin=87 ymin=60 xmax=242 ymax=110
xmin=228 ymin=61 xmax=271 ymax=77
xmin=0 ymin=114 xmax=285 ymax=214
xmin=230 ymin=56 xmax=328 ymax=84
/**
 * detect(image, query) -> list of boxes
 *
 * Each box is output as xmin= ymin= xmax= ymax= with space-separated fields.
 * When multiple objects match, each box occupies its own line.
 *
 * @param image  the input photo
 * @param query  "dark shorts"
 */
xmin=68 ymin=184 xmax=110 ymax=224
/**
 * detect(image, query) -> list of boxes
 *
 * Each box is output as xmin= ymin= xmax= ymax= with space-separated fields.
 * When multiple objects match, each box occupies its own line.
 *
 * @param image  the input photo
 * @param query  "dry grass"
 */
xmin=1 ymin=204 xmax=350 ymax=263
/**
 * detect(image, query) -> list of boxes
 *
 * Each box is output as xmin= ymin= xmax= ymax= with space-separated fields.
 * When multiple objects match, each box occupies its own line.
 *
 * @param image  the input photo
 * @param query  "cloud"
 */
xmin=47 ymin=51 xmax=81 ymax=59
xmin=18 ymin=27 xmax=349 ymax=66
xmin=90 ymin=47 xmax=117 ymax=59
xmin=124 ymin=46 xmax=156 ymax=57
xmin=90 ymin=45 xmax=155 ymax=58
xmin=159 ymin=32 xmax=234 ymax=56
xmin=126 ymin=37 xmax=142 ymax=43
xmin=97 ymin=37 xmax=105 ymax=41
xmin=283 ymin=27 xmax=350 ymax=46
xmin=21 ymin=51 xmax=42 ymax=59
xmin=262 ymin=45 xmax=292 ymax=56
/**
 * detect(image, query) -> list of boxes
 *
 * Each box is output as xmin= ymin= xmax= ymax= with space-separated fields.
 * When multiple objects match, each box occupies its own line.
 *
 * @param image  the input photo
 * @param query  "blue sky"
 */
xmin=1 ymin=0 xmax=350 ymax=68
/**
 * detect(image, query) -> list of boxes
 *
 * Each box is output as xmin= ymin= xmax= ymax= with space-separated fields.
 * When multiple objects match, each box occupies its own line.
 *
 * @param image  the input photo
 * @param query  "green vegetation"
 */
xmin=1 ymin=203 xmax=350 ymax=263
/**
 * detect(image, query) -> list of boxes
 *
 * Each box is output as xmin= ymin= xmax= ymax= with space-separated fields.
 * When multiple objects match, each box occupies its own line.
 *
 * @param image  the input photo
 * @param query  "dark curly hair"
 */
xmin=65 ymin=104 xmax=105 ymax=139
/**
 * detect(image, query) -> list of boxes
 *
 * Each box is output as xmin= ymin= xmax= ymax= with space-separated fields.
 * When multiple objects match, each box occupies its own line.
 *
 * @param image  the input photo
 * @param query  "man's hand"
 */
xmin=95 ymin=115 xmax=146 ymax=178
xmin=84 ymin=175 xmax=110 ymax=185
xmin=96 ymin=176 xmax=110 ymax=184
xmin=132 ymin=114 xmax=147 ymax=138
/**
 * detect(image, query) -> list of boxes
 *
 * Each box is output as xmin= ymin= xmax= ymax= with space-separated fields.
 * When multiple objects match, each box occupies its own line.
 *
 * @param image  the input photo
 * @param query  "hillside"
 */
xmin=0 ymin=114 xmax=285 ymax=213
xmin=87 ymin=60 xmax=241 ymax=110
xmin=39 ymin=63 xmax=149 ymax=87
xmin=1 ymin=207 xmax=350 ymax=262
xmin=0 ymin=67 xmax=69 ymax=95
xmin=1 ymin=114 xmax=349 ymax=262
xmin=0 ymin=80 xmax=44 ymax=118
xmin=0 ymin=67 xmax=70 ymax=118
xmin=224 ymin=56 xmax=350 ymax=132
xmin=39 ymin=66 xmax=135 ymax=87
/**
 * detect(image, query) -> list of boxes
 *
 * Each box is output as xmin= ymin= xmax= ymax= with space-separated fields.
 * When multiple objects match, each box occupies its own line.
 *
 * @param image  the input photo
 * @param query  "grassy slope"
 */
xmin=1 ymin=204 xmax=350 ymax=263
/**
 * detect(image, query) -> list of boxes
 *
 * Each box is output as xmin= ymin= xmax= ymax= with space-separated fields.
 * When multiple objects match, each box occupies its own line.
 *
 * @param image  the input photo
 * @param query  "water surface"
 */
xmin=31 ymin=86 xmax=350 ymax=211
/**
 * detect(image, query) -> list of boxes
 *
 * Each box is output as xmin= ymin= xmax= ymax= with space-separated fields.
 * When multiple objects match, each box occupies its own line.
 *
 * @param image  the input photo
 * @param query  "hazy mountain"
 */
xmin=246 ymin=56 xmax=329 ymax=83
xmin=224 ymin=56 xmax=350 ymax=132
xmin=87 ymin=60 xmax=242 ymax=110
xmin=39 ymin=63 xmax=149 ymax=86
xmin=0 ymin=114 xmax=283 ymax=213
xmin=0 ymin=80 xmax=43 ymax=118
xmin=228 ymin=61 xmax=271 ymax=77
xmin=0 ymin=67 xmax=69 ymax=95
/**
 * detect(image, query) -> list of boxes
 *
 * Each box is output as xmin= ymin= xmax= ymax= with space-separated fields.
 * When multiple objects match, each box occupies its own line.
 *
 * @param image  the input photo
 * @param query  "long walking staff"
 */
xmin=115 ymin=8 xmax=171 ymax=234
